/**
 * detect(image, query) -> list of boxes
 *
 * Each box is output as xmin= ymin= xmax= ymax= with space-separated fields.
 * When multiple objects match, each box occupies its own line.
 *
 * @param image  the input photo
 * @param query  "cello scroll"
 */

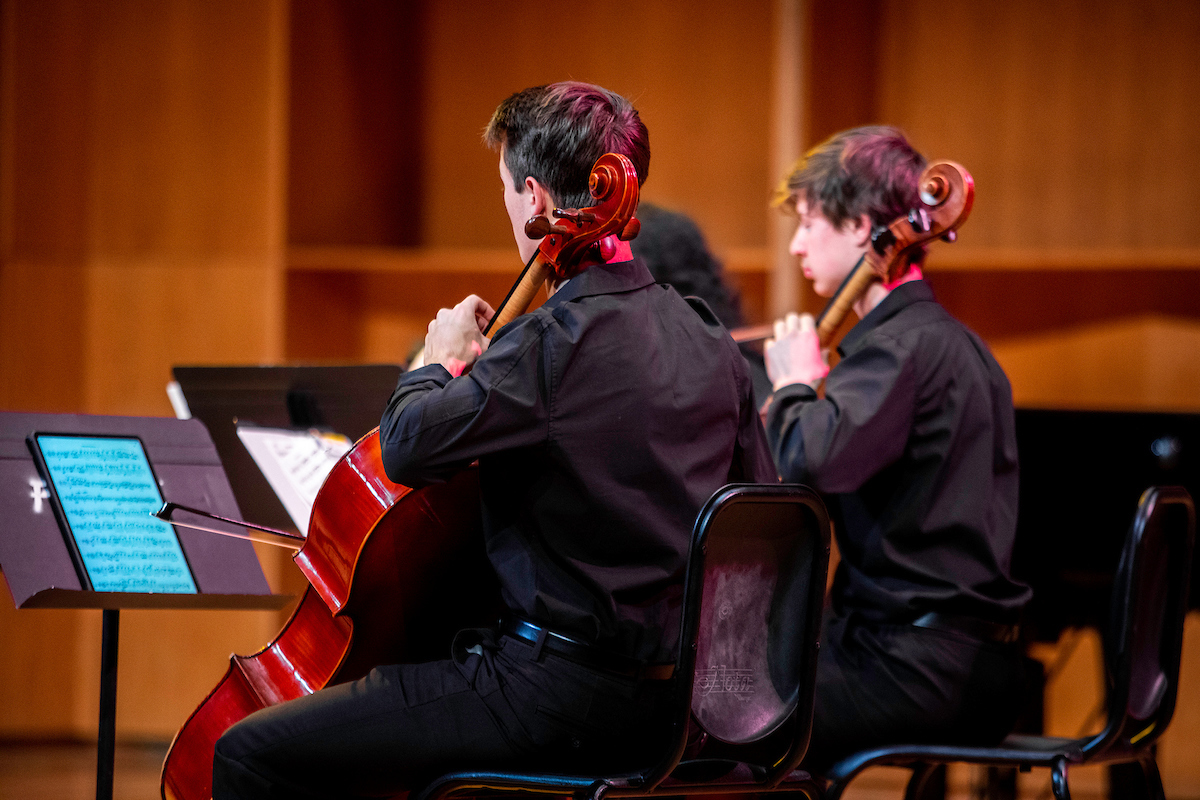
xmin=484 ymin=152 xmax=641 ymax=336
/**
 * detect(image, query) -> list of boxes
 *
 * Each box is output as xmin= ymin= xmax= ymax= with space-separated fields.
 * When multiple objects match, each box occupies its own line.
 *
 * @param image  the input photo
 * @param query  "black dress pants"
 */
xmin=212 ymin=629 xmax=672 ymax=799
xmin=803 ymin=610 xmax=1028 ymax=774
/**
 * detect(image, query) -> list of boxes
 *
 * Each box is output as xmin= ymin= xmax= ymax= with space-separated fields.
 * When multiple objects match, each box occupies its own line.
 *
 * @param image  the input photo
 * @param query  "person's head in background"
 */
xmin=630 ymin=203 xmax=744 ymax=329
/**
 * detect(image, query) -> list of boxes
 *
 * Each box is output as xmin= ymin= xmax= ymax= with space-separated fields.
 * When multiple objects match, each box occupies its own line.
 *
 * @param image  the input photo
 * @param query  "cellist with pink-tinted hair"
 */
xmin=211 ymin=81 xmax=775 ymax=800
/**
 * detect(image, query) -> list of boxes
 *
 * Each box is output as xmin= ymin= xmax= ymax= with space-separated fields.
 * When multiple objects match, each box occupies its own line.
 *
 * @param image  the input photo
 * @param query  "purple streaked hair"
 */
xmin=484 ymin=82 xmax=650 ymax=210
xmin=779 ymin=126 xmax=928 ymax=260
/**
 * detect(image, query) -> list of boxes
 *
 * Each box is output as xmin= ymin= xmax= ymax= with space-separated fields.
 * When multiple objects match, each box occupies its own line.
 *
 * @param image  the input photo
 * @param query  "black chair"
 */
xmin=823 ymin=485 xmax=1196 ymax=800
xmin=412 ymin=483 xmax=832 ymax=800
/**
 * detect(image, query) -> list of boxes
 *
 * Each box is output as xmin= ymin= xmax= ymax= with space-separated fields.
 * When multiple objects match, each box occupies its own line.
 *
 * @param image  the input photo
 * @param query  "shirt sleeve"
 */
xmin=729 ymin=339 xmax=780 ymax=483
xmin=379 ymin=314 xmax=554 ymax=488
xmin=763 ymin=332 xmax=916 ymax=492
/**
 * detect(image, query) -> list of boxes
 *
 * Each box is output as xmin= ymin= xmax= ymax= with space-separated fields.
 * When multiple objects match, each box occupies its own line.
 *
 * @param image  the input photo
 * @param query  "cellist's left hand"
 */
xmin=424 ymin=295 xmax=495 ymax=377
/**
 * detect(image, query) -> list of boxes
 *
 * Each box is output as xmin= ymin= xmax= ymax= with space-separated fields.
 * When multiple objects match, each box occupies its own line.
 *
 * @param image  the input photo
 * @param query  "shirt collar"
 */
xmin=837 ymin=279 xmax=935 ymax=355
xmin=542 ymin=257 xmax=657 ymax=309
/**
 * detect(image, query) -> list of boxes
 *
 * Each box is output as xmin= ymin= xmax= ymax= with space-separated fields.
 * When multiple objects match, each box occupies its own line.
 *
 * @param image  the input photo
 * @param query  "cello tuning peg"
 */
xmin=524 ymin=215 xmax=571 ymax=239
xmin=941 ymin=230 xmax=957 ymax=243
xmin=619 ymin=217 xmax=641 ymax=241
xmin=908 ymin=208 xmax=931 ymax=233
xmin=551 ymin=208 xmax=595 ymax=226
xmin=525 ymin=215 xmax=552 ymax=238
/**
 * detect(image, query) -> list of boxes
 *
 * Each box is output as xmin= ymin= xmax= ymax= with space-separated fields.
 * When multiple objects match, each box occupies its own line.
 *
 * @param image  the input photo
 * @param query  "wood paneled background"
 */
xmin=2 ymin=0 xmax=1198 ymax=795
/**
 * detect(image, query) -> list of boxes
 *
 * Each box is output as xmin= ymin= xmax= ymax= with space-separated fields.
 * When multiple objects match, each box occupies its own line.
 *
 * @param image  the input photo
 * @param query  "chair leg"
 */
xmin=1140 ymin=756 xmax=1166 ymax=800
xmin=1050 ymin=757 xmax=1071 ymax=800
xmin=903 ymin=763 xmax=946 ymax=800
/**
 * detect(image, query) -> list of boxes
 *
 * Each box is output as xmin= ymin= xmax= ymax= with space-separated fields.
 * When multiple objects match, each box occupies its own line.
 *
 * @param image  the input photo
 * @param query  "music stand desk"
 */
xmin=0 ymin=411 xmax=291 ymax=800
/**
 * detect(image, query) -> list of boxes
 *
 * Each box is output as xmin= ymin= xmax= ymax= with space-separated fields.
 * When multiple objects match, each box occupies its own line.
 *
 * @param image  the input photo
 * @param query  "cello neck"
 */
xmin=484 ymin=251 xmax=554 ymax=337
xmin=727 ymin=253 xmax=878 ymax=347
xmin=814 ymin=253 xmax=878 ymax=347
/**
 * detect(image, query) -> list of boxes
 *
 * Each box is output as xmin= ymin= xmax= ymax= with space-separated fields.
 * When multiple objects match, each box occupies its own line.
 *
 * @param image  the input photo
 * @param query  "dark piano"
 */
xmin=1008 ymin=408 xmax=1199 ymax=799
xmin=1013 ymin=407 xmax=1200 ymax=641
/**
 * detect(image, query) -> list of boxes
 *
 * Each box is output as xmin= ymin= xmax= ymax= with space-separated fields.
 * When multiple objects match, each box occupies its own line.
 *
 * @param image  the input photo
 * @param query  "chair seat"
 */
xmin=824 ymin=735 xmax=1087 ymax=783
xmin=999 ymin=733 xmax=1085 ymax=752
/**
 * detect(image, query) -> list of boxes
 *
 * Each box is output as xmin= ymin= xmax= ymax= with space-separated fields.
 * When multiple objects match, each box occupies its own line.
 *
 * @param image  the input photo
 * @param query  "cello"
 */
xmin=730 ymin=160 xmax=974 ymax=349
xmin=159 ymin=152 xmax=642 ymax=800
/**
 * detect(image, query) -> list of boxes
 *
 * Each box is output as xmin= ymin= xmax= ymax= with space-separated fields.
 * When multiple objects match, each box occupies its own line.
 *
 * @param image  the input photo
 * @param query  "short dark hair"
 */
xmin=484 ymin=82 xmax=650 ymax=209
xmin=780 ymin=126 xmax=926 ymax=232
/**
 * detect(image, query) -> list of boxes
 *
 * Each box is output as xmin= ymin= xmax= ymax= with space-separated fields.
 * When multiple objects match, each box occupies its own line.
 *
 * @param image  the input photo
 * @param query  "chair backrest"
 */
xmin=672 ymin=483 xmax=830 ymax=782
xmin=1090 ymin=485 xmax=1195 ymax=756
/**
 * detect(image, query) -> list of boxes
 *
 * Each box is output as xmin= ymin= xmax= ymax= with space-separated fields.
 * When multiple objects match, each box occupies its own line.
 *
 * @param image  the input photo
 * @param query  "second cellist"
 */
xmin=758 ymin=126 xmax=1032 ymax=772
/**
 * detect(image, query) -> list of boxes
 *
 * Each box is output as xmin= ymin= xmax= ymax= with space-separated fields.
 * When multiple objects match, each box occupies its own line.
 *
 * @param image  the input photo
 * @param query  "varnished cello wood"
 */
xmin=159 ymin=446 xmax=491 ymax=800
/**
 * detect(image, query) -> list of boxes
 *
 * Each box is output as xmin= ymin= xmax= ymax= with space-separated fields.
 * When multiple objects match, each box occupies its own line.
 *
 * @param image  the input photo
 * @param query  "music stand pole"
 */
xmin=97 ymin=608 xmax=119 ymax=800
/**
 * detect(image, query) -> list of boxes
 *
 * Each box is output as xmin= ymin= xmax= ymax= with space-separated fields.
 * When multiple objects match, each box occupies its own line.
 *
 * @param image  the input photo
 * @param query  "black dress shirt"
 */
xmin=381 ymin=258 xmax=776 ymax=663
xmin=765 ymin=280 xmax=1031 ymax=623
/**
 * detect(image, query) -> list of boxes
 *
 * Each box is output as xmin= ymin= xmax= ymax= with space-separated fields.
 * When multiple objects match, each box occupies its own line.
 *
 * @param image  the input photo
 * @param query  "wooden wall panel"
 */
xmin=0 ymin=589 xmax=86 ymax=735
xmin=0 ymin=0 xmax=89 ymax=413
xmin=805 ymin=0 xmax=881 ymax=146
xmin=0 ymin=263 xmax=86 ymax=413
xmin=992 ymin=315 xmax=1200 ymax=412
xmin=1161 ymin=613 xmax=1200 ymax=794
xmin=876 ymin=0 xmax=1200 ymax=252
xmin=288 ymin=0 xmax=425 ymax=247
xmin=284 ymin=0 xmax=778 ymax=361
xmin=85 ymin=261 xmax=283 ymax=417
xmin=1 ymin=0 xmax=290 ymax=739
xmin=418 ymin=0 xmax=775 ymax=253
xmin=86 ymin=1 xmax=286 ymax=261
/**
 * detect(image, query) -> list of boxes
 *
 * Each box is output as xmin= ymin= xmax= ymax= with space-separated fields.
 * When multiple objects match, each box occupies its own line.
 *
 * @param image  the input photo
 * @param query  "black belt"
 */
xmin=501 ymin=617 xmax=675 ymax=681
xmin=911 ymin=612 xmax=1021 ymax=645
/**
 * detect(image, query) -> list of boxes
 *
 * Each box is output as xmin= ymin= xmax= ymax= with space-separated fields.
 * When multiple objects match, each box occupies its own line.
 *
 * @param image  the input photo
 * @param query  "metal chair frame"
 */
xmin=823 ymin=485 xmax=1196 ymax=800
xmin=412 ymin=483 xmax=832 ymax=800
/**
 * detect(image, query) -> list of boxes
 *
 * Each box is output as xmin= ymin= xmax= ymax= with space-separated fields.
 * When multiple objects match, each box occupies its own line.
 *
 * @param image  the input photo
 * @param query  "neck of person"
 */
xmin=851 ymin=262 xmax=924 ymax=319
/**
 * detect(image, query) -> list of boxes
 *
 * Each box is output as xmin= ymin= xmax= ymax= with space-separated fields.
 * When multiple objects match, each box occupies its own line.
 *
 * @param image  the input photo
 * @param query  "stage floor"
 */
xmin=0 ymin=740 xmax=1107 ymax=800
xmin=0 ymin=740 xmax=165 ymax=800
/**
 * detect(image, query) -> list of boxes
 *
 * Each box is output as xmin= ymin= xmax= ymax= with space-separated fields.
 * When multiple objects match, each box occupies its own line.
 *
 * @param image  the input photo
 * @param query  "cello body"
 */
xmin=160 ymin=432 xmax=494 ymax=800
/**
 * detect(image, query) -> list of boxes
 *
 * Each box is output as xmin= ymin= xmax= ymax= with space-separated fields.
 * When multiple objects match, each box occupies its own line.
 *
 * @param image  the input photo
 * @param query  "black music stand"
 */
xmin=0 ymin=411 xmax=291 ymax=800
xmin=171 ymin=364 xmax=402 ymax=533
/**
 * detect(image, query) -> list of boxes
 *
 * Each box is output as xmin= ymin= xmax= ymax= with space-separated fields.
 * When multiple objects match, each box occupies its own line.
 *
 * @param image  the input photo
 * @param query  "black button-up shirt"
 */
xmin=765 ymin=281 xmax=1031 ymax=623
xmin=381 ymin=258 xmax=776 ymax=662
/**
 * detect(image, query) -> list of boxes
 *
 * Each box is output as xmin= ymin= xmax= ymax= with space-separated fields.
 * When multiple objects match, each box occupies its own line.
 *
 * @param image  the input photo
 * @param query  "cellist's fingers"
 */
xmin=799 ymin=313 xmax=816 ymax=334
xmin=457 ymin=295 xmax=496 ymax=333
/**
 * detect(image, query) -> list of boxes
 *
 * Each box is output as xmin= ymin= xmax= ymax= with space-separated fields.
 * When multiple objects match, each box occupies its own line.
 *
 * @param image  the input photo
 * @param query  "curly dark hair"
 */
xmin=631 ymin=204 xmax=744 ymax=329
xmin=484 ymin=82 xmax=650 ymax=210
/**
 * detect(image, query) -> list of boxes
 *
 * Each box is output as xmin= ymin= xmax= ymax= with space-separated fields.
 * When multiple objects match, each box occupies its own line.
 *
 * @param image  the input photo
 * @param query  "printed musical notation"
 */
xmin=36 ymin=435 xmax=197 ymax=594
xmin=236 ymin=426 xmax=351 ymax=533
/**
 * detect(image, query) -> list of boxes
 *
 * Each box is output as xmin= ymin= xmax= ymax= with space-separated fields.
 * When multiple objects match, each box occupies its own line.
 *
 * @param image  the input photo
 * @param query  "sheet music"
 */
xmin=236 ymin=426 xmax=352 ymax=534
xmin=33 ymin=434 xmax=197 ymax=593
xmin=165 ymin=381 xmax=191 ymax=420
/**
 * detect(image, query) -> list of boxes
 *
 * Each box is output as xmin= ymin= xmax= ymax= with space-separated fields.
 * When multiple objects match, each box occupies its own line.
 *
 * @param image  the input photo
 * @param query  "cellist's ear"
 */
xmin=849 ymin=213 xmax=873 ymax=247
xmin=525 ymin=176 xmax=554 ymax=218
